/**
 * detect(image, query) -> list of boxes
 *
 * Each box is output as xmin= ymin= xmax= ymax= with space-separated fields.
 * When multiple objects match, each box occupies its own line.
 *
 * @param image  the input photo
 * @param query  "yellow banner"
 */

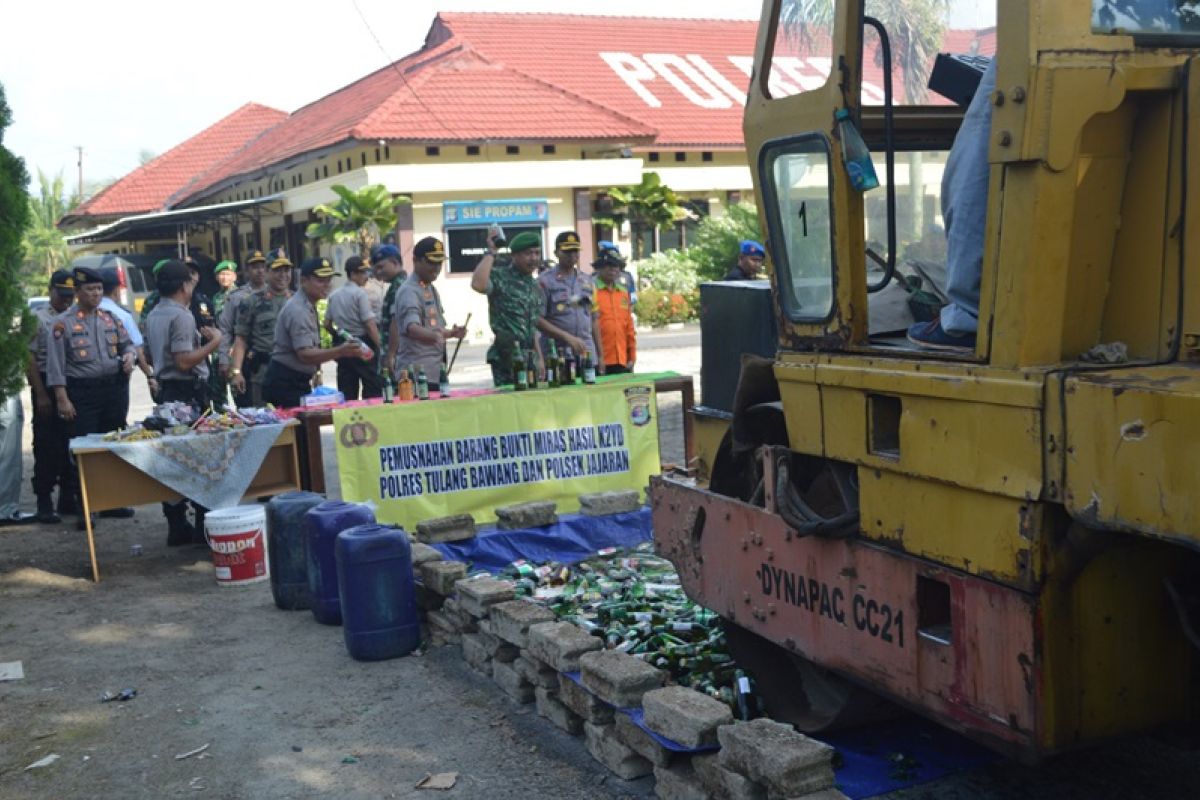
xmin=333 ymin=384 xmax=660 ymax=529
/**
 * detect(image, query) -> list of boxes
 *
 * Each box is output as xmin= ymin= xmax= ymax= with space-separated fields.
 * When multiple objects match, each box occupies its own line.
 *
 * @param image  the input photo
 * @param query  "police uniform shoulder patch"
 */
xmin=53 ymin=322 xmax=65 ymax=339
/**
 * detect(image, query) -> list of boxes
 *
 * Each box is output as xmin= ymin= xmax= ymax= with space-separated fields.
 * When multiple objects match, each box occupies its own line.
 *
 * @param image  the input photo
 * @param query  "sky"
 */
xmin=1 ymin=0 xmax=994 ymax=192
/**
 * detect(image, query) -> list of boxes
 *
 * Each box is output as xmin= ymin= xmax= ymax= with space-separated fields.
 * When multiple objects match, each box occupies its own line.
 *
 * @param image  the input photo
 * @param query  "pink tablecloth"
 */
xmin=275 ymin=387 xmax=498 ymax=419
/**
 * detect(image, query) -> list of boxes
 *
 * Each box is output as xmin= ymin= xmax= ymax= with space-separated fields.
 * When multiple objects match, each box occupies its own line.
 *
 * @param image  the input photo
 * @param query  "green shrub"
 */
xmin=634 ymin=249 xmax=700 ymax=294
xmin=686 ymin=202 xmax=762 ymax=282
xmin=637 ymin=286 xmax=700 ymax=327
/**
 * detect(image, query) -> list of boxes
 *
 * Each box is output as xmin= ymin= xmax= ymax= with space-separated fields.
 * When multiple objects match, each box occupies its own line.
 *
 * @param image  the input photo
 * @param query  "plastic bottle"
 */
xmin=438 ymin=362 xmax=450 ymax=398
xmin=266 ymin=490 xmax=324 ymax=611
xmin=835 ymin=108 xmax=880 ymax=192
xmin=336 ymin=523 xmax=420 ymax=660
xmin=582 ymin=350 xmax=597 ymax=384
xmin=415 ymin=365 xmax=429 ymax=400
xmin=304 ymin=500 xmax=375 ymax=625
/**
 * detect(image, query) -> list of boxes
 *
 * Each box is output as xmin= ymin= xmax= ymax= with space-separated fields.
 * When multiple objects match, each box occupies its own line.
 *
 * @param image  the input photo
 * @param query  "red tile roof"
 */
xmin=63 ymin=102 xmax=286 ymax=223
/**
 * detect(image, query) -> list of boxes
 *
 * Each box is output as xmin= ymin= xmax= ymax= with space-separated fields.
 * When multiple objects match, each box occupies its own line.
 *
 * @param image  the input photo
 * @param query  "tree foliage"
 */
xmin=305 ymin=184 xmax=409 ymax=258
xmin=595 ymin=172 xmax=693 ymax=257
xmin=781 ymin=0 xmax=950 ymax=103
xmin=21 ymin=169 xmax=76 ymax=293
xmin=0 ymin=81 xmax=34 ymax=400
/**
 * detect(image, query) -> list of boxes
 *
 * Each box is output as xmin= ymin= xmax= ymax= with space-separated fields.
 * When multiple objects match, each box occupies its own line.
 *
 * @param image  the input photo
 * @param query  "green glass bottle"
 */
xmin=546 ymin=341 xmax=560 ymax=388
xmin=415 ymin=365 xmax=429 ymax=400
xmin=513 ymin=349 xmax=527 ymax=391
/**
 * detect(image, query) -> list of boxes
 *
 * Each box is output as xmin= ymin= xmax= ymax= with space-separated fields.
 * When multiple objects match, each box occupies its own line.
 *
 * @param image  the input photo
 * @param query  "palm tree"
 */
xmin=305 ymin=184 xmax=410 ymax=258
xmin=595 ymin=172 xmax=693 ymax=258
xmin=22 ymin=169 xmax=77 ymax=280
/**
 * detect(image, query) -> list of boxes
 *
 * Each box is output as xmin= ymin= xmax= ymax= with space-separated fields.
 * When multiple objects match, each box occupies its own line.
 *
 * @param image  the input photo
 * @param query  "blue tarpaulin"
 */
xmin=430 ymin=509 xmax=652 ymax=571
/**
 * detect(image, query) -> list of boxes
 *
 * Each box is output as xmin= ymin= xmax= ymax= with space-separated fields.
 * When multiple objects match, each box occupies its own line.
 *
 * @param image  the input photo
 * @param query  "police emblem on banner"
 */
xmin=338 ymin=412 xmax=380 ymax=448
xmin=624 ymin=386 xmax=652 ymax=427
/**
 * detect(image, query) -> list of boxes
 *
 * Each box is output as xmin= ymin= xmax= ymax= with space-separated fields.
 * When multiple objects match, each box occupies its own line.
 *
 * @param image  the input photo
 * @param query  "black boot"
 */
xmin=57 ymin=492 xmax=79 ymax=517
xmin=35 ymin=495 xmax=61 ymax=524
xmin=191 ymin=505 xmax=208 ymax=546
xmin=164 ymin=503 xmax=195 ymax=547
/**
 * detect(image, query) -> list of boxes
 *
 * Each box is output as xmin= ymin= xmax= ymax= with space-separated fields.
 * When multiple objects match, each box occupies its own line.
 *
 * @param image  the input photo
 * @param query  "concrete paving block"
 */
xmin=584 ymin=721 xmax=654 ymax=780
xmin=455 ymin=577 xmax=516 ymax=618
xmin=693 ymin=753 xmax=766 ymax=800
xmin=528 ymin=621 xmax=603 ymax=672
xmin=490 ymin=599 xmax=557 ymax=648
xmin=410 ymin=542 xmax=444 ymax=565
xmin=421 ymin=560 xmax=467 ymax=596
xmin=654 ymin=760 xmax=709 ymax=800
xmin=762 ymin=765 xmax=836 ymax=799
xmin=717 ymin=720 xmax=834 ymax=797
xmin=535 ymin=686 xmax=584 ymax=735
xmin=558 ymin=673 xmax=615 ymax=724
xmin=495 ymin=500 xmax=558 ymax=530
xmin=462 ymin=633 xmax=493 ymax=673
xmin=579 ymin=489 xmax=642 ymax=516
xmin=442 ymin=597 xmax=478 ymax=634
xmin=492 ymin=658 xmax=535 ymax=704
xmin=426 ymin=609 xmax=458 ymax=634
xmin=579 ymin=650 xmax=666 ymax=708
xmin=786 ymin=790 xmax=849 ymax=800
xmin=516 ymin=654 xmax=560 ymax=689
xmin=615 ymin=711 xmax=674 ymax=767
xmin=643 ymin=685 xmax=734 ymax=748
xmin=416 ymin=513 xmax=477 ymax=543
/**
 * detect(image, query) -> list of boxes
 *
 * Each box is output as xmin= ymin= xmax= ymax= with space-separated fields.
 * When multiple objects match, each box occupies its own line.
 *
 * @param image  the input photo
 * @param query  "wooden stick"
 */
xmin=447 ymin=312 xmax=472 ymax=375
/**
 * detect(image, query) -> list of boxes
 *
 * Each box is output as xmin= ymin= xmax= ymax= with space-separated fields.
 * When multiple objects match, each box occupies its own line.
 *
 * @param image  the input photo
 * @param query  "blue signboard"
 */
xmin=443 ymin=199 xmax=549 ymax=227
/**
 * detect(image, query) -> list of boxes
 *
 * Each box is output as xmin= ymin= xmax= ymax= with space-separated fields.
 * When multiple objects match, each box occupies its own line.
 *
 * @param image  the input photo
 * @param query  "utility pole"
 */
xmin=75 ymin=146 xmax=83 ymax=199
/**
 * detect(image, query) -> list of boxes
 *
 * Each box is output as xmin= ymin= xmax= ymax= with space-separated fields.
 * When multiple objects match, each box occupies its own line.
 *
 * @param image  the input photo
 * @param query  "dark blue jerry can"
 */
xmin=305 ymin=501 xmax=375 ymax=625
xmin=266 ymin=491 xmax=325 ymax=611
xmin=335 ymin=524 xmax=420 ymax=661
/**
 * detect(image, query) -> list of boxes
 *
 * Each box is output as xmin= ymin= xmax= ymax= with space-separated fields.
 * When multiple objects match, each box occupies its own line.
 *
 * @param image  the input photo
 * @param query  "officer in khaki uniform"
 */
xmin=230 ymin=249 xmax=292 ymax=406
xmin=537 ymin=230 xmax=599 ymax=363
xmin=25 ymin=269 xmax=77 ymax=523
xmin=391 ymin=237 xmax=466 ymax=389
xmin=46 ymin=266 xmax=139 ymax=524
xmin=266 ymin=257 xmax=364 ymax=408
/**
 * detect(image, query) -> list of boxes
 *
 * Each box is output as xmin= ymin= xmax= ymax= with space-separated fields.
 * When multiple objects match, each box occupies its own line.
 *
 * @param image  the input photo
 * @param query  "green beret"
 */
xmin=508 ymin=231 xmax=541 ymax=253
xmin=152 ymin=259 xmax=171 ymax=275
xmin=214 ymin=260 xmax=237 ymax=275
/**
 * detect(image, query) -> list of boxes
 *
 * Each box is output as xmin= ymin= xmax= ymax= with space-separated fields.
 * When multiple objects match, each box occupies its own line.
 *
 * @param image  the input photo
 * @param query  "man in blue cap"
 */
xmin=25 ymin=270 xmax=80 ymax=522
xmin=724 ymin=240 xmax=767 ymax=281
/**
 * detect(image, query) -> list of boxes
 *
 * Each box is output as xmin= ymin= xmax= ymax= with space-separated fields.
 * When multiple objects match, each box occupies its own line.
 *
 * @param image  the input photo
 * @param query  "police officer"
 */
xmin=326 ymin=255 xmax=382 ymax=399
xmin=25 ymin=270 xmax=76 ymax=523
xmin=723 ymin=240 xmax=766 ymax=281
xmin=230 ymin=249 xmax=292 ymax=406
xmin=537 ymin=230 xmax=599 ymax=366
xmin=218 ymin=249 xmax=267 ymax=408
xmin=46 ymin=266 xmax=139 ymax=525
xmin=391 ymin=237 xmax=466 ymax=389
xmin=373 ymin=244 xmax=407 ymax=377
xmin=144 ymin=260 xmax=224 ymax=545
xmin=265 ymin=257 xmax=364 ymax=408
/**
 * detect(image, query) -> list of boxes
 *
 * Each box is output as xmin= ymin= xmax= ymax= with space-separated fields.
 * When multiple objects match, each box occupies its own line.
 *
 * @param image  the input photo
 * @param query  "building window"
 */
xmin=337 ymin=160 xmax=343 ymax=174
xmin=361 ymin=152 xmax=367 ymax=166
xmin=384 ymin=145 xmax=390 ymax=159
xmin=323 ymin=165 xmax=328 ymax=178
xmin=446 ymin=225 xmax=544 ymax=274
xmin=506 ymin=145 xmax=520 ymax=155
xmin=543 ymin=144 xmax=556 ymax=155
xmin=314 ymin=168 xmax=319 ymax=181
xmin=675 ymin=152 xmax=686 ymax=162
xmin=702 ymin=151 xmax=714 ymax=162
xmin=467 ymin=145 xmax=480 ymax=156
xmin=375 ymin=148 xmax=380 ymax=162
xmin=648 ymin=152 xmax=660 ymax=163
xmin=426 ymin=146 xmax=440 ymax=156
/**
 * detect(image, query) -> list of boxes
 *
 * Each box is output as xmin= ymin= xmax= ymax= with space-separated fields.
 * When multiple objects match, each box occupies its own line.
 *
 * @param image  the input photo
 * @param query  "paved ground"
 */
xmin=3 ymin=325 xmax=1199 ymax=798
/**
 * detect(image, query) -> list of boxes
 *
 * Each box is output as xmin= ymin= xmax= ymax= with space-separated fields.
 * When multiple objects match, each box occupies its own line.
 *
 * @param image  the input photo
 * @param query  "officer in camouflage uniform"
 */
xmin=372 ymin=244 xmax=406 ymax=378
xmin=470 ymin=230 xmax=552 ymax=386
xmin=207 ymin=260 xmax=238 ymax=408
xmin=230 ymin=249 xmax=293 ymax=406
xmin=218 ymin=249 xmax=267 ymax=407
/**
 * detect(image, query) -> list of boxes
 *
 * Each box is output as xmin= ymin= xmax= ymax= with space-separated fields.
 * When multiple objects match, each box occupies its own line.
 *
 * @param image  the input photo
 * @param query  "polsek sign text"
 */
xmin=599 ymin=52 xmax=885 ymax=108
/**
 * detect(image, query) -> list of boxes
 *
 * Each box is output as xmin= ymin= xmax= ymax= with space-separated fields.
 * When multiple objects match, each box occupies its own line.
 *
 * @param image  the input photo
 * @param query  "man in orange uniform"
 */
xmin=592 ymin=249 xmax=636 ymax=374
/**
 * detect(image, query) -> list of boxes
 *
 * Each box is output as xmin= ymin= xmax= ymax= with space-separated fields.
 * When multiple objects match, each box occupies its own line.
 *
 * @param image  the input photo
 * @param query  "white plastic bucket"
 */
xmin=205 ymin=505 xmax=269 ymax=586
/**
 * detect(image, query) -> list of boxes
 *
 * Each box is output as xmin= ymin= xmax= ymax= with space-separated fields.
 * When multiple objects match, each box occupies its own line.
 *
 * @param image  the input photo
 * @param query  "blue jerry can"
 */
xmin=335 ymin=524 xmax=420 ymax=661
xmin=266 ymin=491 xmax=325 ymax=611
xmin=304 ymin=501 xmax=375 ymax=625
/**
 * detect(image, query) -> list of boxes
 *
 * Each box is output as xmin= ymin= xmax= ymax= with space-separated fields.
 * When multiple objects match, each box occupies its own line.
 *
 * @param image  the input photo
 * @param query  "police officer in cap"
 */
xmin=391 ymin=237 xmax=466 ymax=388
xmin=144 ymin=260 xmax=225 ymax=544
xmin=219 ymin=249 xmax=268 ymax=407
xmin=724 ymin=240 xmax=766 ymax=281
xmin=46 ymin=265 xmax=138 ymax=525
xmin=265 ymin=256 xmax=364 ymax=408
xmin=230 ymin=248 xmax=292 ymax=406
xmin=537 ymin=230 xmax=599 ymax=365
xmin=25 ymin=269 xmax=77 ymax=522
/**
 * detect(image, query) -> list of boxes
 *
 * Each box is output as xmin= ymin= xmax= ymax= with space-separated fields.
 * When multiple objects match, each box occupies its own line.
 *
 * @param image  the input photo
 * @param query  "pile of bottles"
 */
xmin=512 ymin=340 xmax=596 ymax=391
xmin=490 ymin=542 xmax=762 ymax=718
